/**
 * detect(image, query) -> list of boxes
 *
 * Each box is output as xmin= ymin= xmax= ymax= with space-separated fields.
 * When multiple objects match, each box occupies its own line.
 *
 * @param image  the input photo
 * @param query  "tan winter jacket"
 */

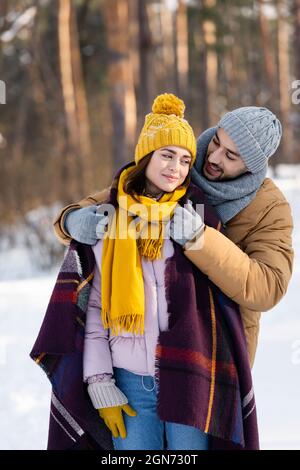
xmin=53 ymin=178 xmax=294 ymax=368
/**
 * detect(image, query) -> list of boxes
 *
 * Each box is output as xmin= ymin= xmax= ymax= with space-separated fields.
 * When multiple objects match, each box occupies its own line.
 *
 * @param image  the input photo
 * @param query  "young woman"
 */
xmin=83 ymin=93 xmax=210 ymax=450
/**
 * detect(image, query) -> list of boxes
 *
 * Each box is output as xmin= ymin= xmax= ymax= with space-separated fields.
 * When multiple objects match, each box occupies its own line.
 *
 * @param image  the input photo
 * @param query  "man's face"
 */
xmin=202 ymin=128 xmax=249 ymax=181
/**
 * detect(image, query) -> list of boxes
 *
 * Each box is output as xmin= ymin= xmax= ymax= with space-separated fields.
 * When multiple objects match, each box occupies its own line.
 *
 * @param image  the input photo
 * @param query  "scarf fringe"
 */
xmin=137 ymin=224 xmax=164 ymax=261
xmin=101 ymin=308 xmax=145 ymax=335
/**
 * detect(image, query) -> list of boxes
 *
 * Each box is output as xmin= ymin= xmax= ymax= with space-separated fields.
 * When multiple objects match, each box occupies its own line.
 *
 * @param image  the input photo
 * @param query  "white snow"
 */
xmin=0 ymin=276 xmax=54 ymax=449
xmin=252 ymin=167 xmax=300 ymax=450
xmin=0 ymin=167 xmax=300 ymax=449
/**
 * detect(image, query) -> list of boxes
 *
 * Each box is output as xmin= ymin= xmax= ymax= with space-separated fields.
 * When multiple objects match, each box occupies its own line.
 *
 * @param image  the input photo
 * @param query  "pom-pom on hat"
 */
xmin=134 ymin=93 xmax=197 ymax=165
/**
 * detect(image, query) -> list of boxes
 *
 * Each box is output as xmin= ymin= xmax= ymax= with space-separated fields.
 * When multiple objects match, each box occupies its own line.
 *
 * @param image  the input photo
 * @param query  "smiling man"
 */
xmin=180 ymin=106 xmax=294 ymax=369
xmin=203 ymin=128 xmax=248 ymax=180
xmin=53 ymin=106 xmax=294 ymax=369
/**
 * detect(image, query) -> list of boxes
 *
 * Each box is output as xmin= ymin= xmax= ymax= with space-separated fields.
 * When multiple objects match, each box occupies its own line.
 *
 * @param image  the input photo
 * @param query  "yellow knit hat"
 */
xmin=134 ymin=93 xmax=197 ymax=165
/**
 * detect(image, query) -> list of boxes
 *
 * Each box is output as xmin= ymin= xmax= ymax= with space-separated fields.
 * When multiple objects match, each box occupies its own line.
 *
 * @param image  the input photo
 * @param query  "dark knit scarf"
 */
xmin=30 ymin=162 xmax=259 ymax=450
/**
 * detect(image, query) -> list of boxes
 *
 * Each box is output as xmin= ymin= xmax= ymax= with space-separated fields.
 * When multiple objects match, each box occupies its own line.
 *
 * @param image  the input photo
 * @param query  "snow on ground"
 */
xmin=0 ymin=275 xmax=54 ymax=449
xmin=0 ymin=167 xmax=300 ymax=449
xmin=252 ymin=169 xmax=300 ymax=450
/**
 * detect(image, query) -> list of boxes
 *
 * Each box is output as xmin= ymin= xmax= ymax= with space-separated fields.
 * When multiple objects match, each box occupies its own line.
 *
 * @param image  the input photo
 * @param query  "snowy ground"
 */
xmin=251 ymin=170 xmax=300 ymax=450
xmin=0 ymin=169 xmax=300 ymax=450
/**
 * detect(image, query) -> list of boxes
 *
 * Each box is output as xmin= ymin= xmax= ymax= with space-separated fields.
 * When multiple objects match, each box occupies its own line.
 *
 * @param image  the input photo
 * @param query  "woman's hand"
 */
xmin=98 ymin=404 xmax=137 ymax=439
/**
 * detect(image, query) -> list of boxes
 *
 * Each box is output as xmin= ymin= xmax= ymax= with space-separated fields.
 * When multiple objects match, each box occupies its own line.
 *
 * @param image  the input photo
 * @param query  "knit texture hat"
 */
xmin=218 ymin=106 xmax=282 ymax=173
xmin=134 ymin=93 xmax=197 ymax=165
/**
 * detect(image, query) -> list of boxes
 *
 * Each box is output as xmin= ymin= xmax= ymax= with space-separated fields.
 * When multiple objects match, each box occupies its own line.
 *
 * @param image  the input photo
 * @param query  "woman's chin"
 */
xmin=161 ymin=185 xmax=177 ymax=193
xmin=158 ymin=180 xmax=181 ymax=192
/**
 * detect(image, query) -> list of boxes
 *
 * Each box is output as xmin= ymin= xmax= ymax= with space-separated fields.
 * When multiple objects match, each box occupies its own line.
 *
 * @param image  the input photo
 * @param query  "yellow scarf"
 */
xmin=101 ymin=166 xmax=187 ymax=336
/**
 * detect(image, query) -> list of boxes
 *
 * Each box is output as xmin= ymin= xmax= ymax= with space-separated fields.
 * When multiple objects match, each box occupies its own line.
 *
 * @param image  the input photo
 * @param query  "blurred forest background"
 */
xmin=0 ymin=0 xmax=300 ymax=265
xmin=2 ymin=1 xmax=300 ymax=450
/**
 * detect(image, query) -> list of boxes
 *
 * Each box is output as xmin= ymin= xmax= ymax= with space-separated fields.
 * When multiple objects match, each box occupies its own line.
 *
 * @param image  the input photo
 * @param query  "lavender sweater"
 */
xmin=83 ymin=238 xmax=174 ymax=383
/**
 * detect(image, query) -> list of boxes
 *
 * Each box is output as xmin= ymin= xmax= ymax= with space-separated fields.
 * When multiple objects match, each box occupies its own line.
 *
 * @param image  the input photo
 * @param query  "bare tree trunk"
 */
xmin=222 ymin=39 xmax=239 ymax=109
xmin=277 ymin=0 xmax=294 ymax=163
xmin=192 ymin=0 xmax=218 ymax=126
xmin=136 ymin=0 xmax=155 ymax=128
xmin=203 ymin=16 xmax=218 ymax=124
xmin=175 ymin=0 xmax=189 ymax=99
xmin=26 ymin=3 xmax=71 ymax=205
xmin=58 ymin=0 xmax=81 ymax=198
xmin=160 ymin=0 xmax=177 ymax=93
xmin=220 ymin=3 xmax=239 ymax=110
xmin=292 ymin=0 xmax=300 ymax=150
xmin=0 ymin=0 xmax=8 ymax=33
xmin=6 ymin=92 xmax=29 ymax=217
xmin=192 ymin=12 xmax=210 ymax=131
xmin=104 ymin=0 xmax=137 ymax=170
xmin=258 ymin=0 xmax=277 ymax=109
xmin=7 ymin=1 xmax=37 ymax=216
xmin=294 ymin=0 xmax=300 ymax=78
xmin=58 ymin=0 xmax=93 ymax=197
xmin=70 ymin=2 xmax=93 ymax=194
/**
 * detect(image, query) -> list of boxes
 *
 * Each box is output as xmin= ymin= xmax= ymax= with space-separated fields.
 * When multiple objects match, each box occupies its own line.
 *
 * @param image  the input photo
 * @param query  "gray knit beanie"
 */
xmin=218 ymin=106 xmax=282 ymax=173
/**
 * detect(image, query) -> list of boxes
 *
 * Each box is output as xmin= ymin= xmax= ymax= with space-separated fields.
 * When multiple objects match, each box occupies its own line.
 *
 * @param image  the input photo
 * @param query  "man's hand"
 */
xmin=166 ymin=200 xmax=204 ymax=247
xmin=64 ymin=206 xmax=109 ymax=245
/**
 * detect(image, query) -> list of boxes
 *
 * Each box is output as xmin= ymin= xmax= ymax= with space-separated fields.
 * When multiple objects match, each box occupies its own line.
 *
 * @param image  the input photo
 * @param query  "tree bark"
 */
xmin=176 ymin=0 xmax=189 ymax=99
xmin=292 ymin=0 xmax=300 ymax=146
xmin=136 ymin=0 xmax=155 ymax=128
xmin=160 ymin=0 xmax=177 ymax=93
xmin=277 ymin=0 xmax=294 ymax=163
xmin=294 ymin=0 xmax=300 ymax=78
xmin=58 ymin=0 xmax=93 ymax=197
xmin=103 ymin=0 xmax=137 ymax=170
xmin=203 ymin=15 xmax=218 ymax=124
xmin=191 ymin=10 xmax=210 ymax=131
xmin=258 ymin=0 xmax=277 ymax=109
xmin=0 ymin=0 xmax=8 ymax=34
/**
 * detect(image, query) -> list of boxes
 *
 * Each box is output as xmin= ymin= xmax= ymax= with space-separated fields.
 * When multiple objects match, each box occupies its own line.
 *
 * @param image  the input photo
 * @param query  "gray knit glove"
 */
xmin=64 ymin=206 xmax=109 ymax=245
xmin=166 ymin=200 xmax=204 ymax=247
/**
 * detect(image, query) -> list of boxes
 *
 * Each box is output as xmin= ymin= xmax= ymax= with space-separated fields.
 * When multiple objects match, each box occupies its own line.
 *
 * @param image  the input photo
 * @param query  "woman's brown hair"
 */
xmin=124 ymin=152 xmax=191 ymax=200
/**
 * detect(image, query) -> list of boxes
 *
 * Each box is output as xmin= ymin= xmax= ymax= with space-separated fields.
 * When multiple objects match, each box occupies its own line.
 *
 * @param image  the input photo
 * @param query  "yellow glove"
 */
xmin=98 ymin=404 xmax=137 ymax=439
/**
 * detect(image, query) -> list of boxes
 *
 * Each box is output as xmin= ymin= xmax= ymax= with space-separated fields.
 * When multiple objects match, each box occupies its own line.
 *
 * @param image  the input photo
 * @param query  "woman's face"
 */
xmin=145 ymin=146 xmax=192 ymax=195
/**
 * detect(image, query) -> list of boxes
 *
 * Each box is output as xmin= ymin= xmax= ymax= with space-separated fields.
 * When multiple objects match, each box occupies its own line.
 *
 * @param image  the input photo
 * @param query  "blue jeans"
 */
xmin=112 ymin=367 xmax=211 ymax=451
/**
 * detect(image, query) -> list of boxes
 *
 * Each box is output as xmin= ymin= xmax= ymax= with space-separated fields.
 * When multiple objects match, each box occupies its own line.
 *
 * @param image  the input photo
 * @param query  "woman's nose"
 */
xmin=168 ymin=159 xmax=180 ymax=172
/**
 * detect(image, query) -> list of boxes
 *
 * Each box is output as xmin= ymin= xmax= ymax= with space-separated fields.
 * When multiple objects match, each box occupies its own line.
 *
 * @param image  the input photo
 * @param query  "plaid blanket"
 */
xmin=30 ymin=178 xmax=259 ymax=450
